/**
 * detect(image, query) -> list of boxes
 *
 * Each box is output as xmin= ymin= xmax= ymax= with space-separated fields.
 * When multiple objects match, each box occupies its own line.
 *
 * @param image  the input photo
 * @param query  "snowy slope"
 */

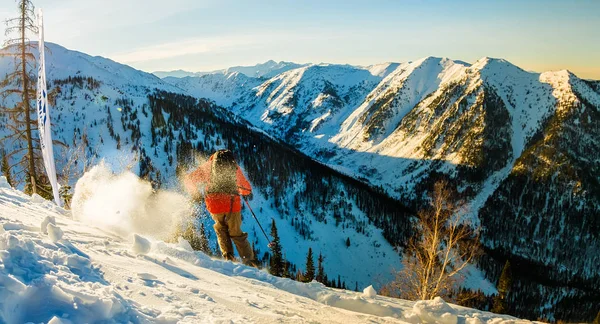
xmin=0 ymin=42 xmax=181 ymax=176
xmin=0 ymin=176 xmax=536 ymax=324
xmin=0 ymin=43 xmax=180 ymax=93
xmin=235 ymin=63 xmax=389 ymax=138
xmin=163 ymin=72 xmax=263 ymax=107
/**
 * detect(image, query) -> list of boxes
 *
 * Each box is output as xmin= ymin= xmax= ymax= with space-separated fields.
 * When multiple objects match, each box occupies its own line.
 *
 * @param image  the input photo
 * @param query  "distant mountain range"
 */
xmin=152 ymin=60 xmax=308 ymax=79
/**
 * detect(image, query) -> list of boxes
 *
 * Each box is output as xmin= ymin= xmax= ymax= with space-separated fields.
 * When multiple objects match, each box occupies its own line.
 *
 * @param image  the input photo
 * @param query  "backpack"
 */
xmin=208 ymin=149 xmax=238 ymax=195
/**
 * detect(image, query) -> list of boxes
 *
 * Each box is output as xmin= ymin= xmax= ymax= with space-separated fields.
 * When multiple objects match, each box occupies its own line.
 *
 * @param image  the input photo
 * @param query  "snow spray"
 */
xmin=71 ymin=162 xmax=192 ymax=239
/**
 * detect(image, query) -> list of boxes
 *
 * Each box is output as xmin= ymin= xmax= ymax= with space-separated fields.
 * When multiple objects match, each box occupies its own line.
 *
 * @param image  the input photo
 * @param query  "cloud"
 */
xmin=107 ymin=30 xmax=332 ymax=65
xmin=108 ymin=35 xmax=255 ymax=64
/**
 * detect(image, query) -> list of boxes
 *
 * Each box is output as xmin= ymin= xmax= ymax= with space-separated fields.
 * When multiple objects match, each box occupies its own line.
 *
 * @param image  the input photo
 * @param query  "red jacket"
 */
xmin=185 ymin=155 xmax=252 ymax=214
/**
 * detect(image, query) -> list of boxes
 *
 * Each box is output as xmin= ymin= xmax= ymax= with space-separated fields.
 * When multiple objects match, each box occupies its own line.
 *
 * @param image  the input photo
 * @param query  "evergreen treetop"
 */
xmin=304 ymin=247 xmax=315 ymax=282
xmin=269 ymin=219 xmax=284 ymax=277
xmin=316 ymin=253 xmax=325 ymax=284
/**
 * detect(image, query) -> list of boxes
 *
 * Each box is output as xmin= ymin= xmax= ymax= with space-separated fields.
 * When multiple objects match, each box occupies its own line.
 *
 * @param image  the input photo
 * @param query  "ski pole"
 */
xmin=242 ymin=196 xmax=273 ymax=248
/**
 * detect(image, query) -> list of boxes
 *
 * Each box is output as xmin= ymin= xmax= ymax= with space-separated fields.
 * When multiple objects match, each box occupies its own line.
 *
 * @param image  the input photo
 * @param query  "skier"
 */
xmin=183 ymin=149 xmax=258 ymax=267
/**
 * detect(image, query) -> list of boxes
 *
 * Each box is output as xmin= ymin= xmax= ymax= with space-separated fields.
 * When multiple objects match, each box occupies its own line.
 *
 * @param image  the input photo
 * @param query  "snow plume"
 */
xmin=71 ymin=162 xmax=192 ymax=239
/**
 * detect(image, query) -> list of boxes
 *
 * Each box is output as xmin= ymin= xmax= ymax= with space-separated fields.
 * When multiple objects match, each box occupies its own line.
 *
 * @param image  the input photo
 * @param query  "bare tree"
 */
xmin=383 ymin=180 xmax=480 ymax=300
xmin=0 ymin=0 xmax=41 ymax=193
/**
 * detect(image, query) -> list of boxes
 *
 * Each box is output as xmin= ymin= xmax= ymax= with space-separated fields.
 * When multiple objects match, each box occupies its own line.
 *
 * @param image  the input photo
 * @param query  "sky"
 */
xmin=1 ymin=0 xmax=599 ymax=79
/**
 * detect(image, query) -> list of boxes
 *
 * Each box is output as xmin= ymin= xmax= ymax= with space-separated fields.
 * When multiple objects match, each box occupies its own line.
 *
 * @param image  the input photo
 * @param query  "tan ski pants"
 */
xmin=211 ymin=211 xmax=254 ymax=263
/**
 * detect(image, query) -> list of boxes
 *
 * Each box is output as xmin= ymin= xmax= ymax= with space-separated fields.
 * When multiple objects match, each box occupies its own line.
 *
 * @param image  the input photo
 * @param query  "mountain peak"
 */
xmin=411 ymin=56 xmax=470 ymax=71
xmin=470 ymin=57 xmax=527 ymax=78
xmin=473 ymin=57 xmax=515 ymax=68
xmin=417 ymin=56 xmax=444 ymax=63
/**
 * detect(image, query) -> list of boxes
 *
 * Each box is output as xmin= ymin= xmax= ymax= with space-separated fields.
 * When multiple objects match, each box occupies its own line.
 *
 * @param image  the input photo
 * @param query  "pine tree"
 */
xmin=345 ymin=237 xmax=350 ymax=248
xmin=355 ymin=282 xmax=358 ymax=292
xmin=198 ymin=223 xmax=212 ymax=256
xmin=303 ymin=247 xmax=315 ymax=282
xmin=316 ymin=253 xmax=326 ymax=283
xmin=337 ymin=275 xmax=341 ymax=289
xmin=1 ymin=0 xmax=41 ymax=193
xmin=269 ymin=219 xmax=284 ymax=277
xmin=492 ymin=260 xmax=512 ymax=314
xmin=1 ymin=151 xmax=13 ymax=187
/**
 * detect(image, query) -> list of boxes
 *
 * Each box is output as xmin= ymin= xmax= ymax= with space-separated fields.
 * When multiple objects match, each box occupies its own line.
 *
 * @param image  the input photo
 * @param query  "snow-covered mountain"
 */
xmin=0 ymin=177 xmax=534 ymax=323
xmin=1 ymin=42 xmax=599 ymax=322
xmin=0 ymin=43 xmax=417 ymax=295
xmin=162 ymin=72 xmax=263 ymax=107
xmin=162 ymin=56 xmax=600 ymax=322
xmin=224 ymin=60 xmax=308 ymax=79
xmin=153 ymin=60 xmax=307 ymax=79
xmin=0 ymin=44 xmax=180 ymax=93
xmin=167 ymin=56 xmax=561 ymax=199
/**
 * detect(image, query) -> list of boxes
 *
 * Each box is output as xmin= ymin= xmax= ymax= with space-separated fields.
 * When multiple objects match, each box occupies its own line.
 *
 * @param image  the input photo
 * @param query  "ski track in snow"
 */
xmin=0 ymin=177 xmax=536 ymax=324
